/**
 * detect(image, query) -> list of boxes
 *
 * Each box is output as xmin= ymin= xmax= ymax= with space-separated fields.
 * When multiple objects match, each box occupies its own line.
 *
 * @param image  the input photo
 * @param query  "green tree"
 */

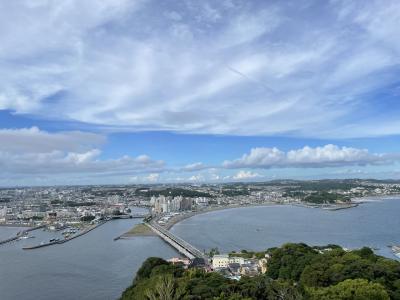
xmin=145 ymin=275 xmax=185 ymax=300
xmin=307 ymin=279 xmax=390 ymax=300
xmin=134 ymin=257 xmax=169 ymax=283
xmin=266 ymin=243 xmax=317 ymax=281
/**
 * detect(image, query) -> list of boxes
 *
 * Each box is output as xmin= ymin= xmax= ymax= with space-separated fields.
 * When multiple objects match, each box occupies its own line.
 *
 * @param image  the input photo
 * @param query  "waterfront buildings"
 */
xmin=151 ymin=195 xmax=192 ymax=214
xmin=2 ymin=179 xmax=400 ymax=227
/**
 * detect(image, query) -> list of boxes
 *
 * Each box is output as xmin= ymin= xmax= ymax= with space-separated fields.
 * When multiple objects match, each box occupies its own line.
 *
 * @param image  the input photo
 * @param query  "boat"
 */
xmin=391 ymin=245 xmax=400 ymax=258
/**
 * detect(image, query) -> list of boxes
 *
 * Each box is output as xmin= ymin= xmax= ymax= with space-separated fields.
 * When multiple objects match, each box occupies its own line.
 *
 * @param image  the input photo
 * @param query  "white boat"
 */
xmin=391 ymin=246 xmax=400 ymax=258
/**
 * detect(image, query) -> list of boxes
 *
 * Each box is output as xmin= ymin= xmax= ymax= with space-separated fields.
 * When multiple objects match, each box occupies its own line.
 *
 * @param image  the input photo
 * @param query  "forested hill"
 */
xmin=120 ymin=243 xmax=400 ymax=300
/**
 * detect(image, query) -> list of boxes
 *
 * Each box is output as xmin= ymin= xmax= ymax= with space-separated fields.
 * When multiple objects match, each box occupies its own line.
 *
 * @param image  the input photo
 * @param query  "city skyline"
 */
xmin=1 ymin=0 xmax=400 ymax=185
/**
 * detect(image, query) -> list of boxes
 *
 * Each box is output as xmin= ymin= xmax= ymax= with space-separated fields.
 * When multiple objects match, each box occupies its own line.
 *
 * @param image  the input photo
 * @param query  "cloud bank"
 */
xmin=0 ymin=127 xmax=105 ymax=153
xmin=233 ymin=170 xmax=261 ymax=180
xmin=0 ymin=128 xmax=164 ymax=181
xmin=223 ymin=145 xmax=399 ymax=169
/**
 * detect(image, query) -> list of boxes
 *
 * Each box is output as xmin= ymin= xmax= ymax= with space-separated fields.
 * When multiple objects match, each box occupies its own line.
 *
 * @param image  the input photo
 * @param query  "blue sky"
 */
xmin=0 ymin=0 xmax=400 ymax=186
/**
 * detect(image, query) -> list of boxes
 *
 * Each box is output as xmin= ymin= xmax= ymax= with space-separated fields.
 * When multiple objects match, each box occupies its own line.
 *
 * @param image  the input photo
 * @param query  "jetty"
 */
xmin=0 ymin=225 xmax=45 ymax=246
xmin=22 ymin=221 xmax=107 ymax=250
xmin=146 ymin=222 xmax=206 ymax=260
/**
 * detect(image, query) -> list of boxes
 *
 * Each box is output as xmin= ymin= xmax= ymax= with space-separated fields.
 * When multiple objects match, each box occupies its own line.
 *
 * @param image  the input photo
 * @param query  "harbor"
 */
xmin=22 ymin=220 xmax=108 ymax=250
xmin=0 ymin=225 xmax=45 ymax=246
xmin=0 ymin=213 xmax=148 ymax=250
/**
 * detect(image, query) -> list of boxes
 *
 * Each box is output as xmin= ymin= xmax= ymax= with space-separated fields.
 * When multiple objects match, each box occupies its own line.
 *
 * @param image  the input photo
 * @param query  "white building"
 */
xmin=212 ymin=255 xmax=245 ymax=269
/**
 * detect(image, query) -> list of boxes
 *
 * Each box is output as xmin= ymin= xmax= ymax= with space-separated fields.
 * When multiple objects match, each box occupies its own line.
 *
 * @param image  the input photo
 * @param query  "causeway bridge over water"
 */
xmin=146 ymin=222 xmax=206 ymax=260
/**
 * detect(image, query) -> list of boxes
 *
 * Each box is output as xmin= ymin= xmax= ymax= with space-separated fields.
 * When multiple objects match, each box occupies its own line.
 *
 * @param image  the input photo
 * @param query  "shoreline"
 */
xmin=0 ymin=223 xmax=34 ymax=228
xmin=163 ymin=194 xmax=400 ymax=230
xmin=115 ymin=223 xmax=156 ymax=239
xmin=352 ymin=193 xmax=400 ymax=202
xmin=165 ymin=203 xmax=282 ymax=230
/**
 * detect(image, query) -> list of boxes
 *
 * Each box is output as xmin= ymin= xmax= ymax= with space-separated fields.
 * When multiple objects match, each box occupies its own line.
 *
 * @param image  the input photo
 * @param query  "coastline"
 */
xmin=0 ymin=223 xmax=33 ymax=228
xmin=115 ymin=223 xmax=156 ymax=239
xmin=352 ymin=193 xmax=400 ymax=202
xmin=163 ymin=194 xmax=400 ymax=230
xmin=165 ymin=203 xmax=282 ymax=230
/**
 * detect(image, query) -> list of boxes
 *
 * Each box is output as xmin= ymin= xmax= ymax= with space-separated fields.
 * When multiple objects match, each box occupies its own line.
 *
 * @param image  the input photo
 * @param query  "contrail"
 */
xmin=226 ymin=65 xmax=276 ymax=94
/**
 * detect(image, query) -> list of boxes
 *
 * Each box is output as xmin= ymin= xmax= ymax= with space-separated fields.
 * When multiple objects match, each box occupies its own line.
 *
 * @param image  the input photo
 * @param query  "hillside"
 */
xmin=120 ymin=243 xmax=400 ymax=300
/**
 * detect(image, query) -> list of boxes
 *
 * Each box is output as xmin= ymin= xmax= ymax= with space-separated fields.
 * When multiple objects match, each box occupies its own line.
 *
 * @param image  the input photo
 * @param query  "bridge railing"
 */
xmin=150 ymin=223 xmax=206 ymax=259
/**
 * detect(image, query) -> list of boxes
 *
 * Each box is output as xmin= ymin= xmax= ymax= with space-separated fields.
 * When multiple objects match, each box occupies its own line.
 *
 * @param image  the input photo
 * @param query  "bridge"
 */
xmin=131 ymin=213 xmax=151 ymax=218
xmin=146 ymin=222 xmax=207 ymax=260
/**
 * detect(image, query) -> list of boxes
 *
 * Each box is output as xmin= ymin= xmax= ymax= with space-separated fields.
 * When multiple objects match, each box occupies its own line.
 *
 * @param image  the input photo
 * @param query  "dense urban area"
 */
xmin=1 ymin=179 xmax=400 ymax=227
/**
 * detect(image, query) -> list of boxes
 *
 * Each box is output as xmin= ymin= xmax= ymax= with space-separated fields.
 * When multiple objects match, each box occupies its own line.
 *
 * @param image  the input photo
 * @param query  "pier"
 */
xmin=0 ymin=225 xmax=45 ymax=246
xmin=146 ymin=222 xmax=206 ymax=260
xmin=22 ymin=221 xmax=107 ymax=250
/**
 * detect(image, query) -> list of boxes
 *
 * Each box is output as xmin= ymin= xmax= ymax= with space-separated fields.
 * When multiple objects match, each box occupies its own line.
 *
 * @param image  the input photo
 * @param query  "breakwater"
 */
xmin=0 ymin=225 xmax=45 ymax=246
xmin=22 ymin=221 xmax=107 ymax=250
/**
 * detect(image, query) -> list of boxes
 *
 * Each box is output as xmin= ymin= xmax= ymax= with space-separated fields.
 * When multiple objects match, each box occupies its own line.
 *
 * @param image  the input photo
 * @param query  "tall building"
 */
xmin=151 ymin=195 xmax=193 ymax=214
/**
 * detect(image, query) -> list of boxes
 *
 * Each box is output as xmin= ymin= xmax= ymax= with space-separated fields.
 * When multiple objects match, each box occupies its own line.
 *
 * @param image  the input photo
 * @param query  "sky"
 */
xmin=1 ymin=0 xmax=400 ymax=186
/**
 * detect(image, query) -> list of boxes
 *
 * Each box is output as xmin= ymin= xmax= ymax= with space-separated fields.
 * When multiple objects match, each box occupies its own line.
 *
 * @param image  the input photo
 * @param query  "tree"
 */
xmin=307 ymin=279 xmax=390 ymax=300
xmin=121 ymin=244 xmax=400 ymax=300
xmin=267 ymin=279 xmax=303 ymax=300
xmin=134 ymin=257 xmax=169 ymax=283
xmin=145 ymin=275 xmax=185 ymax=300
xmin=266 ymin=243 xmax=317 ymax=281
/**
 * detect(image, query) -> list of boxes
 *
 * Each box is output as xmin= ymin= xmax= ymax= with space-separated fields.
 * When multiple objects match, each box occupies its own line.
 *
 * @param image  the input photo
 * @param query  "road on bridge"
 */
xmin=147 ymin=221 xmax=207 ymax=261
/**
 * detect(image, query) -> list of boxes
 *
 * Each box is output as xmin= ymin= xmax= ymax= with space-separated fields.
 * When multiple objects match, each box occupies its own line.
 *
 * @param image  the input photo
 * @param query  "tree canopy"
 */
xmin=121 ymin=243 xmax=400 ymax=300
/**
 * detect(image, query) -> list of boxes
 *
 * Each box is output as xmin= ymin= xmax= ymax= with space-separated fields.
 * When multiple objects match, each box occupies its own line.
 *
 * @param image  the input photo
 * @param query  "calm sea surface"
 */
xmin=0 ymin=209 xmax=178 ymax=300
xmin=1 ymin=198 xmax=400 ymax=300
xmin=171 ymin=197 xmax=400 ymax=259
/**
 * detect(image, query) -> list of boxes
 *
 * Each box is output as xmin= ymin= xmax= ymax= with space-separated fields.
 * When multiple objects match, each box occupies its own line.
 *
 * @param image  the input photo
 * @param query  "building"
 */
xmin=212 ymin=255 xmax=245 ymax=269
xmin=212 ymin=254 xmax=229 ymax=268
xmin=168 ymin=257 xmax=190 ymax=267
xmin=189 ymin=258 xmax=207 ymax=269
xmin=151 ymin=195 xmax=193 ymax=214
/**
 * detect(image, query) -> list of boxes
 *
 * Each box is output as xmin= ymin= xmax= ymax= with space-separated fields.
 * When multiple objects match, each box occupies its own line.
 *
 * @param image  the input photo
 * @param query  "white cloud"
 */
xmin=188 ymin=174 xmax=204 ymax=182
xmin=0 ymin=1 xmax=399 ymax=138
xmin=145 ymin=173 xmax=160 ymax=182
xmin=0 ymin=150 xmax=164 ymax=176
xmin=0 ymin=127 xmax=164 ymax=182
xmin=0 ymin=127 xmax=105 ymax=153
xmin=182 ymin=162 xmax=207 ymax=171
xmin=224 ymin=144 xmax=399 ymax=169
xmin=129 ymin=176 xmax=139 ymax=182
xmin=233 ymin=170 xmax=260 ymax=180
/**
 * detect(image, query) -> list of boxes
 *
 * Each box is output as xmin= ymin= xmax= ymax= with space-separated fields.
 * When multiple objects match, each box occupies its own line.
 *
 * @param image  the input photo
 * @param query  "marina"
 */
xmin=0 ymin=225 xmax=45 ymax=246
xmin=22 ymin=220 xmax=108 ymax=250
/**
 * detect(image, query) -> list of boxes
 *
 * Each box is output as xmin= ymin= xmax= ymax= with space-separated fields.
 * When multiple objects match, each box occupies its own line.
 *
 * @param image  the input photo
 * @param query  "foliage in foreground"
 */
xmin=120 ymin=243 xmax=400 ymax=300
